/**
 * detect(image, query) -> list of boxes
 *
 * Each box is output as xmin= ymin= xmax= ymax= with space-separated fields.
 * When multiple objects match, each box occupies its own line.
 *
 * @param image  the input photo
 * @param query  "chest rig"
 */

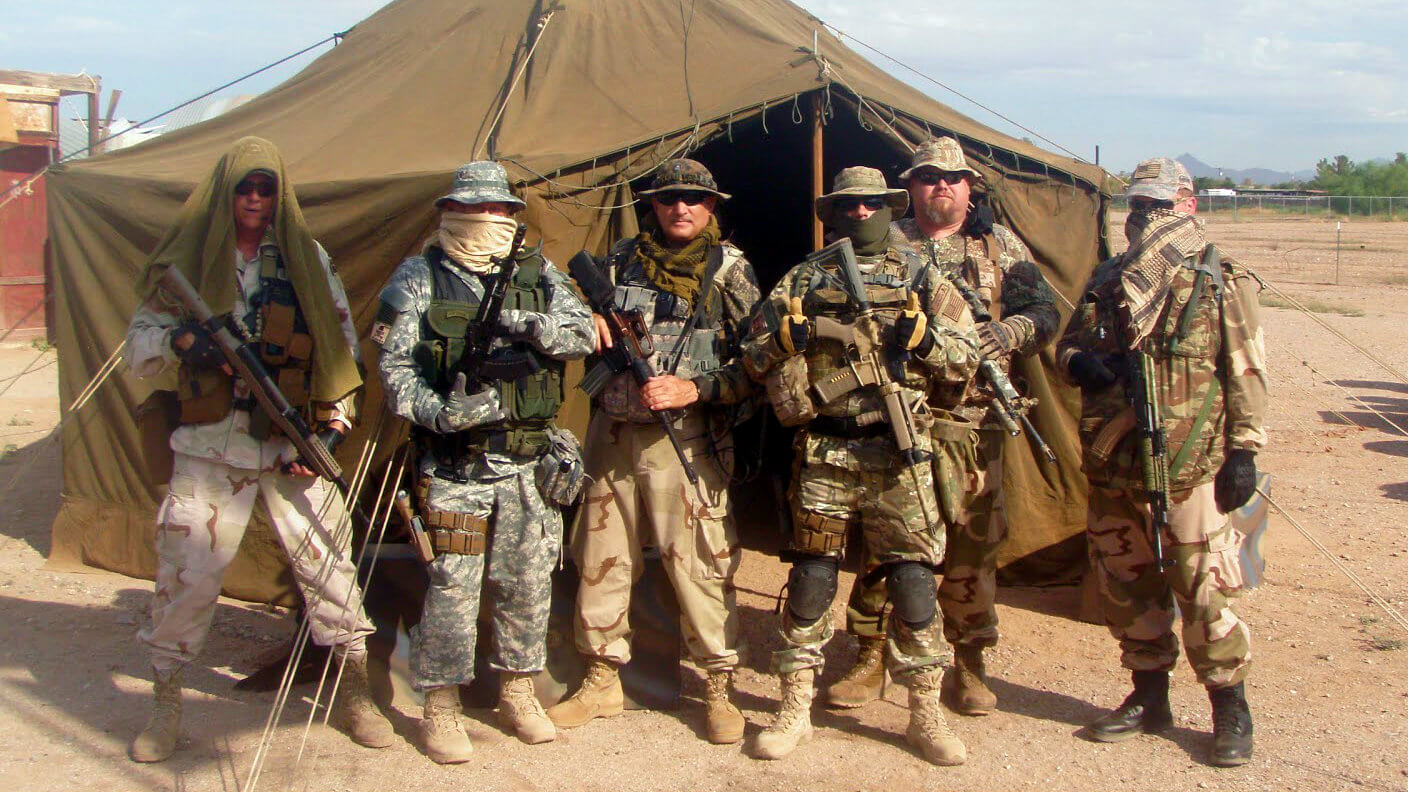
xmin=177 ymin=243 xmax=316 ymax=436
xmin=413 ymin=247 xmax=564 ymax=464
xmin=607 ymin=239 xmax=729 ymax=381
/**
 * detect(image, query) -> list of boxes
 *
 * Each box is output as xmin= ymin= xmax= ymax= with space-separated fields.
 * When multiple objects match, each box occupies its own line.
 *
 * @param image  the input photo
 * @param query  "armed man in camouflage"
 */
xmin=1057 ymin=157 xmax=1265 ymax=767
xmin=547 ymin=159 xmax=761 ymax=745
xmin=124 ymin=137 xmax=392 ymax=762
xmin=742 ymin=166 xmax=980 ymax=765
xmin=374 ymin=161 xmax=594 ymax=763
xmin=828 ymin=137 xmax=1062 ymax=715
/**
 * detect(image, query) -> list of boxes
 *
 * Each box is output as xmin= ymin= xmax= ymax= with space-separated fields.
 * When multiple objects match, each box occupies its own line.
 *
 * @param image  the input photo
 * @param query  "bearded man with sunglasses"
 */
xmin=826 ymin=137 xmax=1062 ymax=716
xmin=124 ymin=137 xmax=391 ymax=762
xmin=548 ymin=159 xmax=761 ymax=745
xmin=742 ymin=166 xmax=980 ymax=764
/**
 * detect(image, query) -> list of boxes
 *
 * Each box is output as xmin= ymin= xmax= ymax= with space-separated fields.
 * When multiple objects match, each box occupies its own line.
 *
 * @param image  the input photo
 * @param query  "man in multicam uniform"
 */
xmin=1057 ymin=157 xmax=1265 ymax=767
xmin=374 ymin=161 xmax=594 ymax=763
xmin=742 ymin=166 xmax=980 ymax=765
xmin=125 ymin=137 xmax=392 ymax=762
xmin=828 ymin=137 xmax=1062 ymax=716
xmin=547 ymin=159 xmax=760 ymax=746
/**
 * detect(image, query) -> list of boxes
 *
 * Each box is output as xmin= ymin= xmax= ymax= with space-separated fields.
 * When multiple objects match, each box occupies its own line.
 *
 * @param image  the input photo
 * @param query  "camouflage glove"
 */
xmin=496 ymin=309 xmax=543 ymax=341
xmin=434 ymin=372 xmax=507 ymax=433
xmin=893 ymin=292 xmax=933 ymax=355
xmin=977 ymin=317 xmax=1029 ymax=358
xmin=776 ymin=297 xmax=811 ymax=356
xmin=1067 ymin=351 xmax=1119 ymax=391
xmin=170 ymin=320 xmax=225 ymax=369
xmin=1215 ymin=448 xmax=1258 ymax=513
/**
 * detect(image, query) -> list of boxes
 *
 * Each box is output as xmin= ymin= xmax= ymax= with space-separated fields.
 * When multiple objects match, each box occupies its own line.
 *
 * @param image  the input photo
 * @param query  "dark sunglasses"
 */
xmin=834 ymin=196 xmax=888 ymax=211
xmin=235 ymin=180 xmax=276 ymax=198
xmin=651 ymin=191 xmax=708 ymax=207
xmin=912 ymin=170 xmax=966 ymax=186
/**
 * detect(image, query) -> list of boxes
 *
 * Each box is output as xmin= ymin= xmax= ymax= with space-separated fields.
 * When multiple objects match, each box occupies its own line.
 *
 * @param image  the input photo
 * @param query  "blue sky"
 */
xmin=6 ymin=0 xmax=1405 ymax=174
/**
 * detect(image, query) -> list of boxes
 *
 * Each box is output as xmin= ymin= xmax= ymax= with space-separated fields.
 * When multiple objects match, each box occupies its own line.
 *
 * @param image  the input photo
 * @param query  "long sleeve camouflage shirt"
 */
xmin=1057 ymin=249 xmax=1268 ymax=491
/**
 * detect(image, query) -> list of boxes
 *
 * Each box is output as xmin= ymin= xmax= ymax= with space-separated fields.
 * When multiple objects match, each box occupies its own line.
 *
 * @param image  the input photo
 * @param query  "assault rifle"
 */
xmin=568 ymin=249 xmax=702 ymax=493
xmin=157 ymin=267 xmax=355 ymax=500
xmin=943 ymin=268 xmax=1057 ymax=463
xmin=1126 ymin=350 xmax=1174 ymax=569
xmin=452 ymin=223 xmax=535 ymax=385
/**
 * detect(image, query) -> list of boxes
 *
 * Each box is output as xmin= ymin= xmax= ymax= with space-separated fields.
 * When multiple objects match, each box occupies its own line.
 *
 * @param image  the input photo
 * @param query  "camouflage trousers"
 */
xmin=141 ymin=453 xmax=374 ymax=675
xmin=571 ymin=411 xmax=740 ymax=671
xmin=775 ymin=431 xmax=946 ymax=676
xmin=410 ymin=454 xmax=562 ymax=690
xmin=1088 ymin=481 xmax=1251 ymax=688
xmin=845 ymin=428 xmax=1004 ymax=648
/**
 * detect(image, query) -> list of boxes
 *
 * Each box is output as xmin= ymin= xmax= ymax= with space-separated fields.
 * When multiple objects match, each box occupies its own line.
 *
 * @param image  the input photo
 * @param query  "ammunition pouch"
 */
xmin=413 ymin=475 xmax=488 ymax=556
xmin=792 ymin=509 xmax=852 ymax=555
xmin=534 ymin=425 xmax=587 ymax=506
xmin=177 ymin=363 xmax=234 ymax=425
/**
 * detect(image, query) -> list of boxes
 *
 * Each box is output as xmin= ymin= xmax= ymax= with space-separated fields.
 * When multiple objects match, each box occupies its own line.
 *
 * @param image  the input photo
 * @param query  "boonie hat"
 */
xmin=898 ymin=136 xmax=981 ymax=182
xmin=815 ymin=166 xmax=909 ymax=224
xmin=436 ymin=160 xmax=525 ymax=209
xmin=1125 ymin=157 xmax=1194 ymax=202
xmin=636 ymin=158 xmax=731 ymax=200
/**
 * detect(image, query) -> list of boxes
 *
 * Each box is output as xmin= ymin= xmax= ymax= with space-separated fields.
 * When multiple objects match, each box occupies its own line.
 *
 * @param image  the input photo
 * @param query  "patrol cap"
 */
xmin=436 ymin=160 xmax=525 ymax=209
xmin=1125 ymin=157 xmax=1194 ymax=202
xmin=636 ymin=158 xmax=731 ymax=200
xmin=815 ymin=166 xmax=909 ymax=224
xmin=897 ymin=136 xmax=981 ymax=182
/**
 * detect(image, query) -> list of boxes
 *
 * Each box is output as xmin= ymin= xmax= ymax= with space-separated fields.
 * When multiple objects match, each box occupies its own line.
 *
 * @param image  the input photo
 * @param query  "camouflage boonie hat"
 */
xmin=1126 ymin=157 xmax=1194 ymax=202
xmin=636 ymin=158 xmax=731 ymax=200
xmin=436 ymin=160 xmax=525 ymax=209
xmin=815 ymin=166 xmax=909 ymax=224
xmin=898 ymin=136 xmax=981 ymax=182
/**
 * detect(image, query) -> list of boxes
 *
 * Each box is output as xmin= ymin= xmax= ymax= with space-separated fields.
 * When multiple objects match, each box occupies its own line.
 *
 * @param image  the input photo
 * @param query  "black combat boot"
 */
xmin=1208 ymin=682 xmax=1254 ymax=767
xmin=1085 ymin=670 xmax=1174 ymax=742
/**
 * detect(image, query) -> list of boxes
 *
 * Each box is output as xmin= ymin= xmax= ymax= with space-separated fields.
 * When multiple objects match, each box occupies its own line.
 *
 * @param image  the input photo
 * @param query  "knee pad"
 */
xmin=886 ymin=562 xmax=937 ymax=629
xmin=786 ymin=557 xmax=839 ymax=625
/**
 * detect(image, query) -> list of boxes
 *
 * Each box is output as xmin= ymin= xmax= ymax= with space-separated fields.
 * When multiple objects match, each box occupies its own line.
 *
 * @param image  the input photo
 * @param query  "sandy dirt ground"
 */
xmin=0 ymin=213 xmax=1405 ymax=792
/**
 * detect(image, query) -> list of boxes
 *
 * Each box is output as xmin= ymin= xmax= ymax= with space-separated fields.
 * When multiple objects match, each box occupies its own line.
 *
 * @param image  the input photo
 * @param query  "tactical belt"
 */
xmin=412 ymin=476 xmax=488 ymax=556
xmin=465 ymin=426 xmax=550 ymax=457
xmin=930 ymin=413 xmax=977 ymax=443
xmin=233 ymin=396 xmax=257 ymax=413
xmin=793 ymin=509 xmax=851 ymax=554
xmin=808 ymin=414 xmax=888 ymax=440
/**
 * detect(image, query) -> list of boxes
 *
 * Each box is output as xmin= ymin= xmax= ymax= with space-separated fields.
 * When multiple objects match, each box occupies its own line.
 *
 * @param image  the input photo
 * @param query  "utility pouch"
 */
xmin=765 ymin=354 xmax=817 ymax=427
xmin=534 ymin=425 xmax=587 ymax=507
xmin=177 ymin=364 xmax=233 ymax=425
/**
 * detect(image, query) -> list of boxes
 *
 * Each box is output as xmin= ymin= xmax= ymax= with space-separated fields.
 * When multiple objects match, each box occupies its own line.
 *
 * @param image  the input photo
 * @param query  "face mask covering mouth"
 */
xmin=437 ymin=212 xmax=519 ymax=273
xmin=831 ymin=207 xmax=893 ymax=256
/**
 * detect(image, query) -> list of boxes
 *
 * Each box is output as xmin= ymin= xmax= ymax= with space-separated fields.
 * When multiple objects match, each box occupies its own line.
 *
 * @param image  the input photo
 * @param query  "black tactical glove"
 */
xmin=170 ymin=320 xmax=225 ymax=369
xmin=776 ymin=297 xmax=810 ymax=356
xmin=283 ymin=425 xmax=345 ymax=476
xmin=977 ymin=319 xmax=1021 ymax=358
xmin=1215 ymin=448 xmax=1258 ymax=513
xmin=434 ymin=372 xmax=507 ymax=433
xmin=1068 ymin=351 xmax=1119 ymax=391
xmin=496 ymin=309 xmax=542 ymax=341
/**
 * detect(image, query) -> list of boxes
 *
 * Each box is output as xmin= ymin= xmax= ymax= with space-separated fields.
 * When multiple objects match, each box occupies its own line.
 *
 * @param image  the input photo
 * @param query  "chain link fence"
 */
xmin=1108 ymin=194 xmax=1407 ymax=220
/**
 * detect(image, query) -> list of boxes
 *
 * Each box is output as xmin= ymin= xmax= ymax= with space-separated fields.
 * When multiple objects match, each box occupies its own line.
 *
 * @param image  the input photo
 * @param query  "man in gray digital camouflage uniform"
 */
xmin=374 ymin=161 xmax=594 ymax=763
xmin=1057 ymin=157 xmax=1265 ymax=767
xmin=741 ymin=166 xmax=980 ymax=765
xmin=547 ymin=159 xmax=761 ymax=745
xmin=828 ymin=138 xmax=1062 ymax=716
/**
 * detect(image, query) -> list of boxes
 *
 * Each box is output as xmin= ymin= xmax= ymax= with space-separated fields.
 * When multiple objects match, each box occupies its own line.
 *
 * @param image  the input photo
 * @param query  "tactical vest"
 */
xmin=412 ymin=247 xmax=564 ymax=432
xmin=177 ymin=243 xmax=316 ymax=433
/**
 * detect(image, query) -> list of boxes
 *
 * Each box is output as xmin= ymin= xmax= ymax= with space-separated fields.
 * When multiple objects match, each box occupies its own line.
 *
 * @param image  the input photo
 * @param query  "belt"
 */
xmin=807 ymin=414 xmax=888 ymax=440
xmin=465 ymin=426 xmax=550 ymax=457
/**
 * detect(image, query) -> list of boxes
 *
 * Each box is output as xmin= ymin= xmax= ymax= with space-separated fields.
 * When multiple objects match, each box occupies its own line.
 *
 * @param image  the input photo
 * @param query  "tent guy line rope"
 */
xmin=475 ymin=7 xmax=558 ymax=160
xmin=1255 ymin=273 xmax=1408 ymax=387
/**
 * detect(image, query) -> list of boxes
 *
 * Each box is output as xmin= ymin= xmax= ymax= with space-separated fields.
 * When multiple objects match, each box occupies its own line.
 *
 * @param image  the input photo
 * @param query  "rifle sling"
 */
xmin=1168 ymin=378 xmax=1221 ymax=481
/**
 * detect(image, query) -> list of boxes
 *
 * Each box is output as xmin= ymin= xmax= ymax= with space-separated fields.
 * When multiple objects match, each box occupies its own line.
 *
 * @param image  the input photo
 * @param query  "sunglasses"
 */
xmin=912 ymin=170 xmax=966 ymax=186
xmin=235 ymin=180 xmax=276 ymax=198
xmin=651 ymin=191 xmax=709 ymax=207
xmin=834 ymin=196 xmax=888 ymax=211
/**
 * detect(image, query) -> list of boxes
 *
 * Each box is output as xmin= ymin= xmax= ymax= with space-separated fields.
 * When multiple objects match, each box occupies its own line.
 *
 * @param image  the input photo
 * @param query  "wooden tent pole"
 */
xmin=811 ymin=91 xmax=824 ymax=251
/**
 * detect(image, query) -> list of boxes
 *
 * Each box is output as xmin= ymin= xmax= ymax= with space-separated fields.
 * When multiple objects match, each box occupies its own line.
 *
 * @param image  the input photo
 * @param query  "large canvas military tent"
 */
xmin=45 ymin=0 xmax=1114 ymax=601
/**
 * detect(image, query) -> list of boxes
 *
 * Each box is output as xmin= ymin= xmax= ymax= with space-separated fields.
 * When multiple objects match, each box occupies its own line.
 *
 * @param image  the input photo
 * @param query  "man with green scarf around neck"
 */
xmin=549 ymin=159 xmax=761 ymax=746
xmin=124 ymin=137 xmax=391 ymax=763
xmin=741 ymin=166 xmax=980 ymax=765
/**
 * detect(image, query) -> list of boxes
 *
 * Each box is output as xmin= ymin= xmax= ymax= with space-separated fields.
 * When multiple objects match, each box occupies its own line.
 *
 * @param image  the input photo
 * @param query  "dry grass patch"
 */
xmin=1260 ymin=293 xmax=1365 ymax=316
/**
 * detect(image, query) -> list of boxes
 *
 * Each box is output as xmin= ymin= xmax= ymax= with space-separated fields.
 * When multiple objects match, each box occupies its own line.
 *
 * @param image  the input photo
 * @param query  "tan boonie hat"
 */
xmin=815 ymin=166 xmax=909 ymax=224
xmin=898 ymin=136 xmax=981 ymax=182
xmin=636 ymin=158 xmax=731 ymax=200
xmin=1125 ymin=157 xmax=1194 ymax=202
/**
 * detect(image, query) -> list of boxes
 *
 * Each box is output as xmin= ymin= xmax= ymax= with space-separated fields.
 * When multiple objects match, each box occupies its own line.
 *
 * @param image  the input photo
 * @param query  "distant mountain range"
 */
xmin=1176 ymin=154 xmax=1316 ymax=186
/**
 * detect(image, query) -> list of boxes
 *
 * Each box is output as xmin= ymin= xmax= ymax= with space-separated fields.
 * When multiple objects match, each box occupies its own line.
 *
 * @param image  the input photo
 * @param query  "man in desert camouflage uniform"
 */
xmin=547 ymin=159 xmax=760 ymax=745
xmin=375 ymin=161 xmax=594 ymax=763
xmin=827 ymin=138 xmax=1061 ymax=715
xmin=125 ymin=137 xmax=392 ymax=762
xmin=1057 ymin=157 xmax=1265 ymax=767
xmin=742 ymin=166 xmax=980 ymax=765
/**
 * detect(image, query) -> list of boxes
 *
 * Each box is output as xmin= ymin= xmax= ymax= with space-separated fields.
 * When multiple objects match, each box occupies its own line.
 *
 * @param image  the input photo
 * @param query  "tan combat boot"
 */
xmin=129 ymin=668 xmax=183 ymax=763
xmin=906 ymin=666 xmax=967 ymax=766
xmin=826 ymin=635 xmax=886 ymax=708
xmin=704 ymin=669 xmax=745 ymax=744
xmin=498 ymin=673 xmax=556 ymax=745
xmin=421 ymin=686 xmax=474 ymax=764
xmin=545 ymin=659 xmax=623 ymax=729
xmin=947 ymin=645 xmax=997 ymax=716
xmin=753 ymin=668 xmax=816 ymax=760
xmin=331 ymin=653 xmax=395 ymax=748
